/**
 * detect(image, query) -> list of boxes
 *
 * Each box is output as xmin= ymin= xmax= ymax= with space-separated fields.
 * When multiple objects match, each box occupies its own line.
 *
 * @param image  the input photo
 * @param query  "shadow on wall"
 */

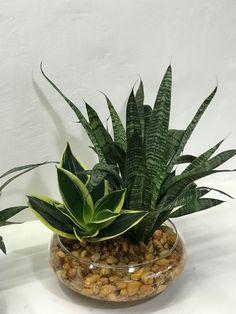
xmin=32 ymin=78 xmax=93 ymax=166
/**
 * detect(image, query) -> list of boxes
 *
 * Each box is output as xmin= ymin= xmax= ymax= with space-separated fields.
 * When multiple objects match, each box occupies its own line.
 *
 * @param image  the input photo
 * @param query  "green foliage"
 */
xmin=0 ymin=161 xmax=52 ymax=253
xmin=28 ymin=145 xmax=147 ymax=241
xmin=42 ymin=65 xmax=236 ymax=243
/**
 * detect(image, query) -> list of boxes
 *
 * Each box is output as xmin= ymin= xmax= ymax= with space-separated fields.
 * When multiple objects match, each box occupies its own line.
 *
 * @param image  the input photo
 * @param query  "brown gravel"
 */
xmin=50 ymin=226 xmax=186 ymax=302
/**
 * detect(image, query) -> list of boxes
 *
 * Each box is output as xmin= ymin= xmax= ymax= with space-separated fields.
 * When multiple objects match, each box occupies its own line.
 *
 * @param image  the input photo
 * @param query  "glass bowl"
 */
xmin=49 ymin=220 xmax=186 ymax=302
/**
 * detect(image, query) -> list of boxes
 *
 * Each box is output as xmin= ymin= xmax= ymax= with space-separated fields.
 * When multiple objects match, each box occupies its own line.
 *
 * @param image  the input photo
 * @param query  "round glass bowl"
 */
xmin=49 ymin=220 xmax=186 ymax=302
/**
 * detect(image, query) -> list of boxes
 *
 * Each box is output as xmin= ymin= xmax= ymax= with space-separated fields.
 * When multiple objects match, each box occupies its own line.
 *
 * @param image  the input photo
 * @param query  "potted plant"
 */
xmin=26 ymin=65 xmax=235 ymax=302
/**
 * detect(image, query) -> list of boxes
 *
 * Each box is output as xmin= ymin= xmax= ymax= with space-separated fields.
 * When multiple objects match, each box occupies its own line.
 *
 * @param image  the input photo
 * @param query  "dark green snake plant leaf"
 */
xmin=0 ymin=206 xmax=27 ymax=221
xmin=57 ymin=167 xmax=93 ymax=224
xmin=0 ymin=161 xmax=55 ymax=193
xmin=182 ymin=139 xmax=224 ymax=173
xmin=101 ymin=92 xmax=127 ymax=152
xmin=169 ymin=198 xmax=224 ymax=218
xmin=27 ymin=195 xmax=77 ymax=239
xmin=60 ymin=142 xmax=89 ymax=184
xmin=0 ymin=205 xmax=26 ymax=253
xmin=145 ymin=65 xmax=172 ymax=208
xmin=167 ymin=87 xmax=217 ymax=172
xmin=135 ymin=80 xmax=145 ymax=138
xmin=164 ymin=149 xmax=236 ymax=191
xmin=0 ymin=161 xmax=54 ymax=253
xmin=125 ymin=90 xmax=144 ymax=187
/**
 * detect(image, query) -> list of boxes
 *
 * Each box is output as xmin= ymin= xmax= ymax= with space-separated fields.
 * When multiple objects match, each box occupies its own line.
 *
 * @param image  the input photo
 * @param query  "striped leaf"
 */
xmin=169 ymin=198 xmax=224 ymax=218
xmin=143 ymin=105 xmax=152 ymax=149
xmin=89 ymin=210 xmax=147 ymax=242
xmin=40 ymin=64 xmax=104 ymax=161
xmin=160 ymin=187 xmax=210 ymax=214
xmin=129 ymin=171 xmax=152 ymax=211
xmin=125 ymin=90 xmax=144 ymax=187
xmin=86 ymin=162 xmax=121 ymax=197
xmin=175 ymin=155 xmax=196 ymax=164
xmin=145 ymin=65 xmax=172 ymax=208
xmin=86 ymin=103 xmax=124 ymax=166
xmin=183 ymin=139 xmax=224 ymax=173
xmin=60 ymin=142 xmax=88 ymax=184
xmin=27 ymin=195 xmax=76 ymax=239
xmin=165 ymin=129 xmax=185 ymax=163
xmin=159 ymin=167 xmax=235 ymax=214
xmin=166 ymin=149 xmax=236 ymax=190
xmin=102 ymin=93 xmax=127 ymax=151
xmin=168 ymin=87 xmax=217 ymax=172
xmin=135 ymin=80 xmax=145 ymax=138
xmin=199 ymin=186 xmax=233 ymax=199
xmin=57 ymin=167 xmax=93 ymax=225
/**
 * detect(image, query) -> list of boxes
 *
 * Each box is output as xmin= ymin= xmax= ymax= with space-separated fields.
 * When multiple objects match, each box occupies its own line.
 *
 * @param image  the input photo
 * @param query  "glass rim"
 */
xmin=55 ymin=219 xmax=180 ymax=269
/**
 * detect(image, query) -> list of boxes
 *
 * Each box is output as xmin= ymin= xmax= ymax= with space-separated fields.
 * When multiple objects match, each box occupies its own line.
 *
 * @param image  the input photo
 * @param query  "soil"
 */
xmin=50 ymin=226 xmax=185 ymax=302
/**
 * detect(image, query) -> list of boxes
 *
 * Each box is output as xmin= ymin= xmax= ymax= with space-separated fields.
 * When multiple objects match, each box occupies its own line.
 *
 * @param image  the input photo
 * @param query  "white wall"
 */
xmin=0 ymin=0 xmax=236 ymax=221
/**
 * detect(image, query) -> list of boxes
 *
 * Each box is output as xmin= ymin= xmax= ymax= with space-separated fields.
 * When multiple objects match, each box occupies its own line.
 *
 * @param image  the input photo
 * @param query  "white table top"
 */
xmin=1 ymin=201 xmax=236 ymax=314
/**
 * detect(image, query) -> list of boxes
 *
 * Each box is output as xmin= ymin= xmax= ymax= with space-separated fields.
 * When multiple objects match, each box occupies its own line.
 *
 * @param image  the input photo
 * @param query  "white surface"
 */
xmin=0 ymin=0 xmax=236 ymax=221
xmin=1 ymin=203 xmax=236 ymax=314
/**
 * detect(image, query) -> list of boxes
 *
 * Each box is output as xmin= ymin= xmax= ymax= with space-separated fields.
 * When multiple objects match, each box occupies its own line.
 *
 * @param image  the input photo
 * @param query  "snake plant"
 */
xmin=27 ymin=144 xmax=147 ymax=241
xmin=41 ymin=64 xmax=236 ymax=243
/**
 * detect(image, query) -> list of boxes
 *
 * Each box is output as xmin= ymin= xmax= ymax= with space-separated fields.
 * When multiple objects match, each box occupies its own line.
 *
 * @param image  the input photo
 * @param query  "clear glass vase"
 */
xmin=49 ymin=220 xmax=186 ymax=302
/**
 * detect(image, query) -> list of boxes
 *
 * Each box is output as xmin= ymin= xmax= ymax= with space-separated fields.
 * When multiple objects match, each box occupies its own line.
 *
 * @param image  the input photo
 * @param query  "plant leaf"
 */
xmin=165 ymin=129 xmax=185 ymax=163
xmin=183 ymin=139 xmax=224 ymax=173
xmin=101 ymin=92 xmax=127 ymax=151
xmin=92 ymin=209 xmax=119 ymax=223
xmin=57 ymin=167 xmax=93 ymax=224
xmin=60 ymin=142 xmax=88 ymax=184
xmin=95 ymin=189 xmax=126 ymax=214
xmin=27 ymin=195 xmax=76 ymax=239
xmin=135 ymin=80 xmax=145 ymax=138
xmin=168 ymin=87 xmax=217 ymax=171
xmin=0 ymin=236 xmax=6 ymax=254
xmin=73 ymin=227 xmax=99 ymax=241
xmin=143 ymin=105 xmax=152 ymax=146
xmin=40 ymin=63 xmax=104 ymax=161
xmin=166 ymin=149 xmax=236 ymax=190
xmin=169 ymin=198 xmax=224 ymax=218
xmin=125 ymin=90 xmax=144 ymax=187
xmin=0 ymin=161 xmax=55 ymax=193
xmin=0 ymin=206 xmax=27 ymax=221
xmin=145 ymin=65 xmax=172 ymax=208
xmin=0 ymin=161 xmax=56 ymax=179
xmin=89 ymin=210 xmax=147 ymax=241
xmin=175 ymin=155 xmax=196 ymax=164
xmin=86 ymin=103 xmax=124 ymax=166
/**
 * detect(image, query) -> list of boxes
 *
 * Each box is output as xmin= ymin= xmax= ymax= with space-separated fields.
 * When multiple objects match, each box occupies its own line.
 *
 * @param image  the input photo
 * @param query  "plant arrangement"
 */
xmin=27 ymin=143 xmax=147 ymax=242
xmin=26 ymin=64 xmax=235 ymax=302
